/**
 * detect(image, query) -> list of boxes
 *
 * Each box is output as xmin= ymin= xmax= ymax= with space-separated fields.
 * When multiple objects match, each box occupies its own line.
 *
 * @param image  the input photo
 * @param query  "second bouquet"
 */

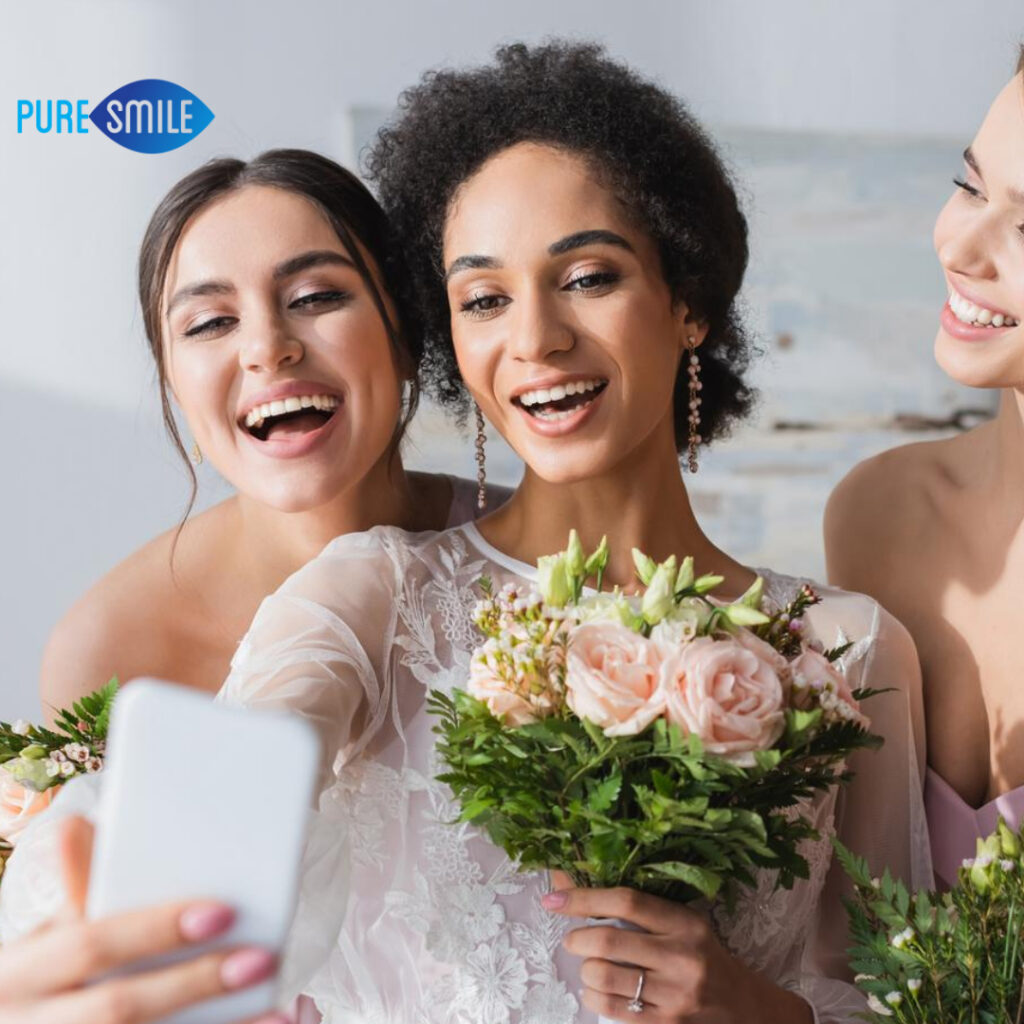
xmin=429 ymin=532 xmax=881 ymax=907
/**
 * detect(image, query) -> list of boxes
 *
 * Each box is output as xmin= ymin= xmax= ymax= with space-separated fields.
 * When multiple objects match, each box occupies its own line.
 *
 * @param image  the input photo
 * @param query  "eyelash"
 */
xmin=953 ymin=177 xmax=982 ymax=200
xmin=182 ymin=290 xmax=350 ymax=338
xmin=952 ymin=178 xmax=1024 ymax=237
xmin=459 ymin=270 xmax=620 ymax=319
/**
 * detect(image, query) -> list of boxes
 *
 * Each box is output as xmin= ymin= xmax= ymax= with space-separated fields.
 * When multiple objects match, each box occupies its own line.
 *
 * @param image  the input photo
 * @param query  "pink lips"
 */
xmin=514 ymin=385 xmax=606 ymax=438
xmin=940 ymin=301 xmax=1016 ymax=343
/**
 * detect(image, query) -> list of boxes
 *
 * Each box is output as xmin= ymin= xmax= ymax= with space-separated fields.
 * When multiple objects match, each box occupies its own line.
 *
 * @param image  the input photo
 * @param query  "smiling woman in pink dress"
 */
xmin=826 ymin=48 xmax=1024 ymax=889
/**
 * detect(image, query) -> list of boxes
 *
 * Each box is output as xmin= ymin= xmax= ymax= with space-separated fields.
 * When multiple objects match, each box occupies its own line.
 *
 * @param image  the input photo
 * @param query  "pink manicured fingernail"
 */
xmin=180 ymin=903 xmax=235 ymax=942
xmin=542 ymin=891 xmax=568 ymax=909
xmin=221 ymin=948 xmax=278 ymax=989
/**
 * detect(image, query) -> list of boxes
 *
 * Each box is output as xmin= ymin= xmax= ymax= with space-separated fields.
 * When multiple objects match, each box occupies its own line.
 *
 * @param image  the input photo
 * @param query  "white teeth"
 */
xmin=518 ymin=379 xmax=604 ymax=407
xmin=243 ymin=394 xmax=339 ymax=428
xmin=949 ymin=287 xmax=1018 ymax=328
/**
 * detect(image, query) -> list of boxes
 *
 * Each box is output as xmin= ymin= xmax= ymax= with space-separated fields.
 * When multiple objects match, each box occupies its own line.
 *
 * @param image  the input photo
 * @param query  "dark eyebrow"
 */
xmin=963 ymin=146 xmax=1024 ymax=205
xmin=443 ymin=230 xmax=634 ymax=284
xmin=272 ymin=249 xmax=356 ymax=280
xmin=166 ymin=280 xmax=234 ymax=318
xmin=444 ymin=254 xmax=501 ymax=283
xmin=166 ymin=250 xmax=356 ymax=319
xmin=548 ymin=229 xmax=634 ymax=256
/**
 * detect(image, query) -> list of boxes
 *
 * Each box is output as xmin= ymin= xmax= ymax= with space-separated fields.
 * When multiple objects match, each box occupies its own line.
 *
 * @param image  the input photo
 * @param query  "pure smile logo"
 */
xmin=16 ymin=79 xmax=214 ymax=153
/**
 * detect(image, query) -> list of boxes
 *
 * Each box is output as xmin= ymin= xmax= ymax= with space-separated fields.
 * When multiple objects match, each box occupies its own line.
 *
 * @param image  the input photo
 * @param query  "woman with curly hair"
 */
xmin=3 ymin=43 xmax=931 ymax=1024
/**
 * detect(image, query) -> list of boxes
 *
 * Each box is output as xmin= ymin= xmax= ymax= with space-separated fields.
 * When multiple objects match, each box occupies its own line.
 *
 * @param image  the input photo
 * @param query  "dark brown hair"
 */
xmin=138 ymin=148 xmax=421 ymax=528
xmin=367 ymin=41 xmax=754 ymax=450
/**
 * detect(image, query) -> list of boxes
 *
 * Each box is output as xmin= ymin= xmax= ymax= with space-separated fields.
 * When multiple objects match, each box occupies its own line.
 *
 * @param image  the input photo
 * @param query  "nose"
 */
xmin=936 ymin=204 xmax=998 ymax=283
xmin=506 ymin=286 xmax=575 ymax=363
xmin=238 ymin=311 xmax=304 ymax=373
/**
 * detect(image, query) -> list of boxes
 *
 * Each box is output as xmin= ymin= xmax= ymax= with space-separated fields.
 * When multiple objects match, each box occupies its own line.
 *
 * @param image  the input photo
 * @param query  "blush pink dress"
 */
xmin=924 ymin=767 xmax=1024 ymax=890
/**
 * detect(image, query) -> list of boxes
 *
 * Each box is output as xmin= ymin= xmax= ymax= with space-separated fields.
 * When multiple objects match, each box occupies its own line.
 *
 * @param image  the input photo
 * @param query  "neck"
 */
xmin=479 ymin=420 xmax=755 ymax=597
xmin=232 ymin=451 xmax=422 ymax=591
xmin=984 ymin=389 xmax=1024 ymax=518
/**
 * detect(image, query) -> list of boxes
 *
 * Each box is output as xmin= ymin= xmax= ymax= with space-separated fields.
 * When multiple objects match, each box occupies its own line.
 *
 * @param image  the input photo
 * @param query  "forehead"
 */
xmin=166 ymin=185 xmax=348 ymax=289
xmin=443 ymin=142 xmax=634 ymax=257
xmin=972 ymin=74 xmax=1024 ymax=171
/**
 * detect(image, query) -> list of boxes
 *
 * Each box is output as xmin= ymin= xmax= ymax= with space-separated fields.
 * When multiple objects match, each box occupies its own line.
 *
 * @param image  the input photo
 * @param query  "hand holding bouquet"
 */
xmin=840 ymin=819 xmax=1024 ymax=1021
xmin=0 ymin=678 xmax=117 ymax=875
xmin=429 ymin=532 xmax=880 ymax=907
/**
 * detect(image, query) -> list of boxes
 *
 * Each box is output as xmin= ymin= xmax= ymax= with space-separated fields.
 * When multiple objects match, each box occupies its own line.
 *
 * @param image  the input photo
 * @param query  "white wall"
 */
xmin=2 ymin=0 xmax=1020 ymax=720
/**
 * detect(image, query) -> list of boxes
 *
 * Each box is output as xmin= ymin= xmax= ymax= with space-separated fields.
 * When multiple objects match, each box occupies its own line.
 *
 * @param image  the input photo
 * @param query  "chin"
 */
xmin=934 ymin=328 xmax=1024 ymax=390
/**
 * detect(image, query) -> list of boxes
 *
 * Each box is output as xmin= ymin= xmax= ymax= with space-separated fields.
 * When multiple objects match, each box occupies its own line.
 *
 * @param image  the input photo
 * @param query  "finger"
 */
xmin=11 ymin=945 xmax=278 ymax=1024
xmin=58 ymin=817 xmax=93 ymax=917
xmin=580 ymin=985 xmax=666 ymax=1023
xmin=542 ymin=885 xmax=703 ymax=935
xmin=549 ymin=869 xmax=575 ymax=891
xmin=563 ymin=923 xmax=663 ymax=968
xmin=0 ymin=900 xmax=236 ymax=999
xmin=579 ymin=957 xmax=674 ymax=1008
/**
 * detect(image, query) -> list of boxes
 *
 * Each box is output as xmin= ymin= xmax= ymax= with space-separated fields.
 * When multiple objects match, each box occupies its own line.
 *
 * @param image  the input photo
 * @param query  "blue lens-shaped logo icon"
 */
xmin=89 ymin=79 xmax=213 ymax=153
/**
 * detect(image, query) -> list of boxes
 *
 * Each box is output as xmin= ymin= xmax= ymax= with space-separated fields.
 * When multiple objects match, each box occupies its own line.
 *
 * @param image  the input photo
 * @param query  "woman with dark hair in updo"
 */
xmin=0 ymin=150 xmax=506 ymax=1024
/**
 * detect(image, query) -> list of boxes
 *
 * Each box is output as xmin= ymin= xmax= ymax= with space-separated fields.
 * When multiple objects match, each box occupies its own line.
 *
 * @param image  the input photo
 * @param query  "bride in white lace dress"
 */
xmin=212 ymin=41 xmax=933 ymax=1024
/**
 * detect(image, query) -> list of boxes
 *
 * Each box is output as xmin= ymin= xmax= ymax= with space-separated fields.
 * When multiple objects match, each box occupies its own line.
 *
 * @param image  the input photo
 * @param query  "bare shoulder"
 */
xmin=824 ymin=437 xmax=958 ymax=595
xmin=39 ymin=502 xmax=236 ymax=722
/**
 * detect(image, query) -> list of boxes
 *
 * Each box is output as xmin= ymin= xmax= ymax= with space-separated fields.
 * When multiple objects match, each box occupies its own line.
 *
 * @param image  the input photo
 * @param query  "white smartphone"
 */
xmin=87 ymin=679 xmax=321 ymax=1024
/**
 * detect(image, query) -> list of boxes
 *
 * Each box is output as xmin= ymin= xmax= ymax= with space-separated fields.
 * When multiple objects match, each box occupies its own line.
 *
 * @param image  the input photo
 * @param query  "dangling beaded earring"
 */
xmin=686 ymin=337 xmax=701 ymax=473
xmin=190 ymin=442 xmax=203 ymax=466
xmin=474 ymin=404 xmax=487 ymax=511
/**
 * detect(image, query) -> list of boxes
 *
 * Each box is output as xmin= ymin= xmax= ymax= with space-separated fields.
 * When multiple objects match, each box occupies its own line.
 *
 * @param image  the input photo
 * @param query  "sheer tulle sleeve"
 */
xmin=215 ymin=529 xmax=404 ymax=1002
xmin=795 ymin=588 xmax=933 ymax=1022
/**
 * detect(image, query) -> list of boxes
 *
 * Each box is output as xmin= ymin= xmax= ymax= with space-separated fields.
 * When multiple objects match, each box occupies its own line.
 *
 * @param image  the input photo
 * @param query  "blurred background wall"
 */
xmin=2 ymin=0 xmax=1020 ymax=719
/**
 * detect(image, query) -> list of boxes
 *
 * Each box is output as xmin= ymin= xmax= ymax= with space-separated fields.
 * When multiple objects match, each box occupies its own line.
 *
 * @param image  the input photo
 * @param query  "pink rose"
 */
xmin=790 ymin=648 xmax=867 ymax=726
xmin=468 ymin=651 xmax=540 ymax=726
xmin=565 ymin=623 xmax=665 ymax=736
xmin=659 ymin=634 xmax=785 ymax=762
xmin=0 ymin=769 xmax=58 ymax=845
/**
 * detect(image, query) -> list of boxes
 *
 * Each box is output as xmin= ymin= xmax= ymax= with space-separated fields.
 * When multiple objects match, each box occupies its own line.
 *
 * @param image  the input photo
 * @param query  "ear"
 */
xmin=673 ymin=300 xmax=710 ymax=354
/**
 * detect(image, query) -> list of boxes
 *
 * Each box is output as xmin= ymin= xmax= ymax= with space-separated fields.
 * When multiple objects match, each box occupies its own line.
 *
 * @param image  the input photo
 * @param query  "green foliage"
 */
xmin=0 ymin=678 xmax=118 ymax=788
xmin=429 ymin=687 xmax=879 ymax=906
xmin=839 ymin=818 xmax=1024 ymax=1022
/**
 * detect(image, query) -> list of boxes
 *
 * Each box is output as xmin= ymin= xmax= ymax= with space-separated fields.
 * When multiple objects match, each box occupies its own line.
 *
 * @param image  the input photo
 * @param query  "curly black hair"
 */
xmin=366 ymin=40 xmax=756 ymax=449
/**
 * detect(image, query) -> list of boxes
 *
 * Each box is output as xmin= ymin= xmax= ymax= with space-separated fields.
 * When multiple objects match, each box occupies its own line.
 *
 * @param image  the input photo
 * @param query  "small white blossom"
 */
xmin=44 ymin=759 xmax=61 ymax=778
xmin=866 ymin=993 xmax=893 ymax=1016
xmin=1001 ymin=859 xmax=1016 ymax=871
xmin=60 ymin=760 xmax=76 ymax=777
xmin=50 ymin=749 xmax=67 ymax=764
xmin=11 ymin=720 xmax=30 ymax=736
xmin=907 ymin=978 xmax=922 ymax=994
xmin=85 ymin=756 xmax=102 ymax=773
xmin=885 ymin=992 xmax=902 ymax=1007
xmin=63 ymin=743 xmax=90 ymax=764
xmin=891 ymin=927 xmax=915 ymax=950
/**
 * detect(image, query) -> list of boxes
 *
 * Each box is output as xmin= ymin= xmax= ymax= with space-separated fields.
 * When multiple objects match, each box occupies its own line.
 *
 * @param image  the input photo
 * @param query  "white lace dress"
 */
xmin=0 ymin=521 xmax=932 ymax=1023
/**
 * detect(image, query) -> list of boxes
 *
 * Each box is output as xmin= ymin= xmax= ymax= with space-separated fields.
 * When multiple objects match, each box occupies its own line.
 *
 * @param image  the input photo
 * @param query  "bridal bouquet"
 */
xmin=429 ymin=532 xmax=880 ymax=906
xmin=840 ymin=820 xmax=1024 ymax=1021
xmin=0 ymin=678 xmax=117 ymax=877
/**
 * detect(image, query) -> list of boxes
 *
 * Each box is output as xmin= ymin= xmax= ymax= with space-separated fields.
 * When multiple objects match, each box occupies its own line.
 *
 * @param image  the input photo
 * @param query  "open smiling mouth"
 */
xmin=242 ymin=394 xmax=340 ymax=442
xmin=512 ymin=378 xmax=608 ymax=422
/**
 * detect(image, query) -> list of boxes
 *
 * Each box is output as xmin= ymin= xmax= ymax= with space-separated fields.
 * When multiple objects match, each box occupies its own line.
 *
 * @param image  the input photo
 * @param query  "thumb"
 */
xmin=57 ymin=816 xmax=94 ymax=917
xmin=549 ymin=869 xmax=576 ymax=892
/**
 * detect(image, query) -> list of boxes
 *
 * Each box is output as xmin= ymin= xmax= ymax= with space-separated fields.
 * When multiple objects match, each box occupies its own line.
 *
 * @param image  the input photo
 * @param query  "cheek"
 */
xmin=932 ymin=197 xmax=958 ymax=258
